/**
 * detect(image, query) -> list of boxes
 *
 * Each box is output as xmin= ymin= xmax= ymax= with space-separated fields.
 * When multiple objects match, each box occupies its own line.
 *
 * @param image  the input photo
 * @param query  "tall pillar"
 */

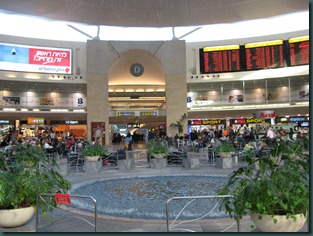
xmin=86 ymin=40 xmax=118 ymax=144
xmin=155 ymin=41 xmax=187 ymax=136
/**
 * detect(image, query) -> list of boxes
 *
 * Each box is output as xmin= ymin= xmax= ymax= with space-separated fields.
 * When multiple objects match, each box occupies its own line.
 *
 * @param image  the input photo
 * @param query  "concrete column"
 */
xmin=155 ymin=40 xmax=187 ymax=136
xmin=86 ymin=40 xmax=118 ymax=144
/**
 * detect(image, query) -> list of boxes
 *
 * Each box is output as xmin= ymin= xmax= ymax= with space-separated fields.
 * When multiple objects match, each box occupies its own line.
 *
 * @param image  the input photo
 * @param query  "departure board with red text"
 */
xmin=288 ymin=36 xmax=309 ymax=66
xmin=199 ymin=45 xmax=242 ymax=73
xmin=244 ymin=40 xmax=284 ymax=70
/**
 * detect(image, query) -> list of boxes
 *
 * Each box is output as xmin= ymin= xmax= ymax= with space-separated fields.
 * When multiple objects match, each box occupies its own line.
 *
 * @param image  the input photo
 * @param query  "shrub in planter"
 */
xmin=0 ymin=144 xmax=72 ymax=227
xmin=218 ymin=140 xmax=309 ymax=232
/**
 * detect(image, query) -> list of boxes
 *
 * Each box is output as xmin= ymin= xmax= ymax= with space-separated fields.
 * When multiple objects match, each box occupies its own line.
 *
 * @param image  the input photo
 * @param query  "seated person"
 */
xmin=237 ymin=134 xmax=246 ymax=149
xmin=256 ymin=140 xmax=270 ymax=158
xmin=242 ymin=140 xmax=257 ymax=157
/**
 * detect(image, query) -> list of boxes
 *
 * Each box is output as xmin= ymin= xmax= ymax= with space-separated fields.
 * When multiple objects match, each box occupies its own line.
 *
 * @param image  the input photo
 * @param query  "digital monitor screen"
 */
xmin=288 ymin=36 xmax=309 ymax=66
xmin=199 ymin=45 xmax=242 ymax=73
xmin=244 ymin=40 xmax=285 ymax=70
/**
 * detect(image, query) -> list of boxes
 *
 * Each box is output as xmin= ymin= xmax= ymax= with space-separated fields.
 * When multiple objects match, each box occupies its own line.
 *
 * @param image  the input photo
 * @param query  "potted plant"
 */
xmin=214 ymin=142 xmax=235 ymax=158
xmin=218 ymin=140 xmax=309 ymax=232
xmin=0 ymin=144 xmax=72 ymax=228
xmin=170 ymin=113 xmax=187 ymax=136
xmin=82 ymin=143 xmax=108 ymax=161
xmin=147 ymin=140 xmax=168 ymax=159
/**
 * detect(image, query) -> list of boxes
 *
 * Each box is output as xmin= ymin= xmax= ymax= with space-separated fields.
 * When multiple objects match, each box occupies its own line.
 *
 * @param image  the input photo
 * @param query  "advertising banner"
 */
xmin=0 ymin=42 xmax=72 ymax=74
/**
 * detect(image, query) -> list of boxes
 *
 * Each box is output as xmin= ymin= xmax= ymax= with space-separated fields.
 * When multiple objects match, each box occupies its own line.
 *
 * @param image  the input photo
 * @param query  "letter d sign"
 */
xmin=130 ymin=63 xmax=144 ymax=77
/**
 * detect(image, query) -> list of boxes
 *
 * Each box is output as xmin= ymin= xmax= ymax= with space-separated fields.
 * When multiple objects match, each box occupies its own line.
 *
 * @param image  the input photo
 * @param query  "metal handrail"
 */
xmin=166 ymin=195 xmax=239 ymax=232
xmin=36 ymin=193 xmax=97 ymax=232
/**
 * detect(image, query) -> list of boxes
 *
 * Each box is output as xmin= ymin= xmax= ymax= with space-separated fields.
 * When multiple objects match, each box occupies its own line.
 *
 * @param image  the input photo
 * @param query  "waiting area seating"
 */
xmin=67 ymin=152 xmax=86 ymax=173
xmin=167 ymin=150 xmax=187 ymax=167
xmin=101 ymin=150 xmax=126 ymax=169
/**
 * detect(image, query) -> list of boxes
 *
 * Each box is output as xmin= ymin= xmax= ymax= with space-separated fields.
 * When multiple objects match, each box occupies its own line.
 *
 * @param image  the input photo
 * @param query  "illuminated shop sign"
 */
xmin=232 ymin=118 xmax=265 ymax=124
xmin=28 ymin=118 xmax=44 ymax=125
xmin=254 ymin=111 xmax=276 ymax=118
xmin=189 ymin=119 xmax=225 ymax=125
xmin=276 ymin=116 xmax=309 ymax=123
xmin=0 ymin=120 xmax=10 ymax=124
xmin=65 ymin=120 xmax=79 ymax=124
xmin=246 ymin=118 xmax=264 ymax=124
xmin=290 ymin=117 xmax=305 ymax=122
xmin=0 ymin=42 xmax=72 ymax=74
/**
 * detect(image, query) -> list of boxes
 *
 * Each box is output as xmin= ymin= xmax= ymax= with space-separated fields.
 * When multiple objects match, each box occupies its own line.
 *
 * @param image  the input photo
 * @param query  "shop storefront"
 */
xmin=51 ymin=120 xmax=87 ymax=139
xmin=276 ymin=116 xmax=309 ymax=131
xmin=188 ymin=119 xmax=226 ymax=134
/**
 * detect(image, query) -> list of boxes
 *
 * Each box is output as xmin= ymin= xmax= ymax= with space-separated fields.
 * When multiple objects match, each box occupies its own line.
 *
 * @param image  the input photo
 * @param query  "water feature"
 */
xmin=69 ymin=175 xmax=228 ymax=220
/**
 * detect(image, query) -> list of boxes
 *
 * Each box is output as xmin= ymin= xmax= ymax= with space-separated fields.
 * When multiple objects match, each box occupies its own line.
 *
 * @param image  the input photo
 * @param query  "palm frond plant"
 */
xmin=170 ymin=113 xmax=187 ymax=136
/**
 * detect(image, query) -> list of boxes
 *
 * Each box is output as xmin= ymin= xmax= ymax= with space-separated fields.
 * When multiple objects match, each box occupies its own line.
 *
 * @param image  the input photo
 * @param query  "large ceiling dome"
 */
xmin=0 ymin=0 xmax=308 ymax=27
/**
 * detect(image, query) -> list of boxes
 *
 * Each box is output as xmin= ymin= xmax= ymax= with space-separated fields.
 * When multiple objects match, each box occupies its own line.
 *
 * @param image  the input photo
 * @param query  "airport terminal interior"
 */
xmin=0 ymin=0 xmax=310 ymax=233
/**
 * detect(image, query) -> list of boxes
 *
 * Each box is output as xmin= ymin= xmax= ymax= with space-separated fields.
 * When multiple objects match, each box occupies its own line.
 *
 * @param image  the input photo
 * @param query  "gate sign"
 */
xmin=55 ymin=194 xmax=71 ymax=205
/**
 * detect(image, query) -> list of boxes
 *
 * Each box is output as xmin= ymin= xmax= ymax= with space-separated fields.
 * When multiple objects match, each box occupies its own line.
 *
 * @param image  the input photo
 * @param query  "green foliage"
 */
xmin=147 ymin=140 xmax=168 ymax=156
xmin=0 ymin=144 xmax=72 ymax=213
xmin=82 ymin=143 xmax=108 ymax=156
xmin=218 ymin=140 xmax=309 ymax=222
xmin=170 ymin=113 xmax=187 ymax=135
xmin=214 ymin=142 xmax=235 ymax=153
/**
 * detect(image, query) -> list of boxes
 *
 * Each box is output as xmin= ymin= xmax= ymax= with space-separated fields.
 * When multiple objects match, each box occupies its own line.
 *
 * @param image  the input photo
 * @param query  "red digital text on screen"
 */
xmin=28 ymin=48 xmax=71 ymax=66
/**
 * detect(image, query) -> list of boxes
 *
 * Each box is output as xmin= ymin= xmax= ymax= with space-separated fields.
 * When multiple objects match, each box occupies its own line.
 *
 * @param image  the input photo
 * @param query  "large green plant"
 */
xmin=218 ymin=140 xmax=309 ymax=224
xmin=82 ymin=143 xmax=108 ymax=156
xmin=214 ymin=142 xmax=235 ymax=153
xmin=0 ymin=145 xmax=72 ymax=214
xmin=147 ymin=140 xmax=168 ymax=156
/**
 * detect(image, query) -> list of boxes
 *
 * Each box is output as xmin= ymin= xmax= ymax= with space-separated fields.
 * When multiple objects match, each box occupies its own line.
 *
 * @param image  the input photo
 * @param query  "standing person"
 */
xmin=288 ymin=127 xmax=294 ymax=140
xmin=266 ymin=126 xmax=276 ymax=146
xmin=124 ymin=132 xmax=133 ymax=151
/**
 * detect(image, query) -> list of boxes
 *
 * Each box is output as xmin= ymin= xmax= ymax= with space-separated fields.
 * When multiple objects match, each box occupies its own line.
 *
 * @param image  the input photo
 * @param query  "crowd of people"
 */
xmin=1 ymin=124 xmax=309 ymax=159
xmin=149 ymin=124 xmax=309 ymax=158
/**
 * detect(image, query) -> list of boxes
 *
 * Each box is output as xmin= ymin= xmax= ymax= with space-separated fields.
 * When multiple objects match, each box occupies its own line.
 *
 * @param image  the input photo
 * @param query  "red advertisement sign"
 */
xmin=55 ymin=194 xmax=71 ymax=205
xmin=29 ymin=48 xmax=71 ymax=67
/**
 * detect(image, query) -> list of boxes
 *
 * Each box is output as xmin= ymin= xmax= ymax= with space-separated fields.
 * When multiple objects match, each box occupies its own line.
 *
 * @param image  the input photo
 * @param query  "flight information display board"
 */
xmin=244 ymin=40 xmax=284 ymax=70
xmin=199 ymin=45 xmax=241 ymax=73
xmin=288 ymin=36 xmax=309 ymax=66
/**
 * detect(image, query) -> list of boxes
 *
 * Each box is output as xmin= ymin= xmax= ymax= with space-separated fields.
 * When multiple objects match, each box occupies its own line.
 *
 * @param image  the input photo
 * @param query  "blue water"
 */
xmin=69 ymin=175 xmax=228 ymax=220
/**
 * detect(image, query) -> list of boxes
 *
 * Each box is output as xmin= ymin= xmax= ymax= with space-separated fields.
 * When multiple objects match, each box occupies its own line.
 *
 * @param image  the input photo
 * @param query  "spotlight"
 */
xmin=191 ymin=76 xmax=193 ymax=79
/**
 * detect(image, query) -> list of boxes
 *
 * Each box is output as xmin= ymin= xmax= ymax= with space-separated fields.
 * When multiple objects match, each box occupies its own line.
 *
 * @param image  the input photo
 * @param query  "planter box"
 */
xmin=251 ymin=213 xmax=307 ymax=232
xmin=150 ymin=158 xmax=167 ymax=169
xmin=117 ymin=159 xmax=135 ymax=170
xmin=85 ymin=160 xmax=101 ymax=173
xmin=183 ymin=157 xmax=200 ymax=169
xmin=216 ymin=157 xmax=233 ymax=169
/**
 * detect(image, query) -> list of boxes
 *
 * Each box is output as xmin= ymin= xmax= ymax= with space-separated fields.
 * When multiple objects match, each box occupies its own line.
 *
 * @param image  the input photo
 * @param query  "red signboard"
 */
xmin=29 ymin=48 xmax=71 ymax=67
xmin=55 ymin=194 xmax=71 ymax=205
